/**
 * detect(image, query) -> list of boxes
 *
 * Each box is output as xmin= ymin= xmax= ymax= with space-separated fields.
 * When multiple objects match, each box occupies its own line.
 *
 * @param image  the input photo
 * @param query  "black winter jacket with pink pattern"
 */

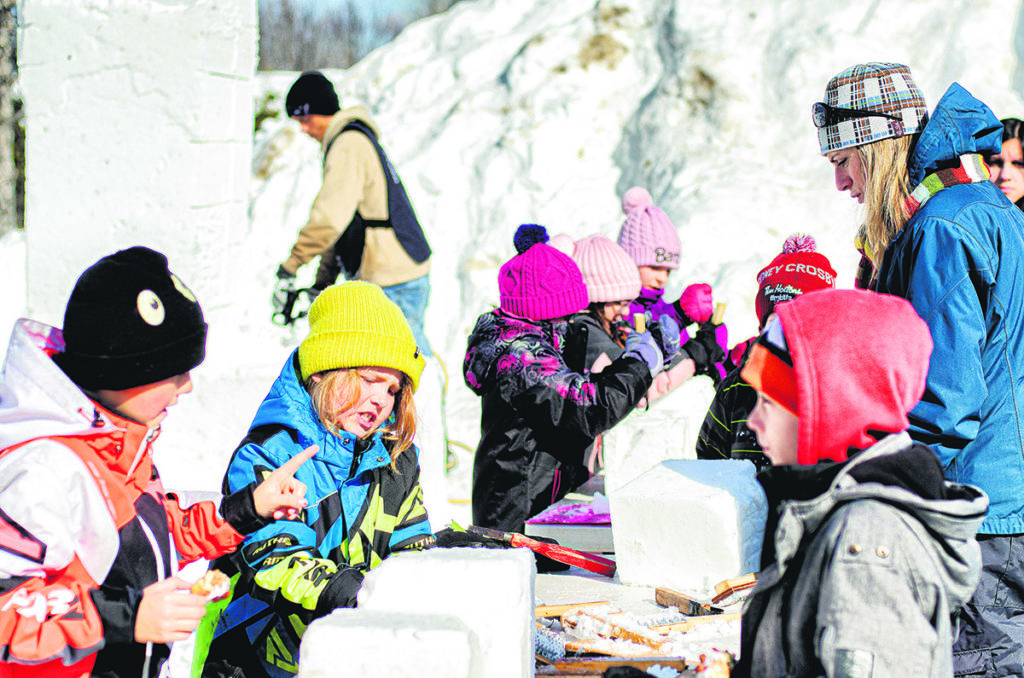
xmin=463 ymin=309 xmax=651 ymax=532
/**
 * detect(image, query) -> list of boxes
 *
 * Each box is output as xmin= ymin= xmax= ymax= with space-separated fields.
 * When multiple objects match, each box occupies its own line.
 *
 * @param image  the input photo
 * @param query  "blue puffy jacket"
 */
xmin=877 ymin=83 xmax=1024 ymax=535
xmin=196 ymin=352 xmax=433 ymax=678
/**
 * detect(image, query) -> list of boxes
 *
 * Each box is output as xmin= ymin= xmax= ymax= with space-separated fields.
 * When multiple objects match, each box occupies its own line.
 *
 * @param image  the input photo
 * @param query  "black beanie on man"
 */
xmin=285 ymin=71 xmax=340 ymax=118
xmin=54 ymin=247 xmax=208 ymax=391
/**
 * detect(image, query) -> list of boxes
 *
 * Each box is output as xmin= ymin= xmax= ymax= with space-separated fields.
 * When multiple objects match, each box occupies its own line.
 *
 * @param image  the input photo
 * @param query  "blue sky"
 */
xmin=319 ymin=0 xmax=427 ymax=21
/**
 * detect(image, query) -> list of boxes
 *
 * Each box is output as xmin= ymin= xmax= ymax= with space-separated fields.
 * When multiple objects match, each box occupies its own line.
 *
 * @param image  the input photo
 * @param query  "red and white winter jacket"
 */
xmin=0 ymin=319 xmax=265 ymax=678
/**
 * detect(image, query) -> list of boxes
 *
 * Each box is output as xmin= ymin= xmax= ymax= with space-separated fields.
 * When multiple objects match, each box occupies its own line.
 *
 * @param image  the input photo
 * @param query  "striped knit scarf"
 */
xmin=905 ymin=153 xmax=991 ymax=218
xmin=853 ymin=228 xmax=876 ymax=291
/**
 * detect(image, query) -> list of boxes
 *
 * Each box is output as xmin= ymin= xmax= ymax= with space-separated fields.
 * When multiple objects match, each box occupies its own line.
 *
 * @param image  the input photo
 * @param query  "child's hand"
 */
xmin=650 ymin=315 xmax=682 ymax=360
xmin=252 ymin=445 xmax=318 ymax=519
xmin=682 ymin=322 xmax=727 ymax=383
xmin=623 ymin=329 xmax=664 ymax=376
xmin=675 ymin=283 xmax=714 ymax=325
xmin=134 ymin=576 xmax=207 ymax=643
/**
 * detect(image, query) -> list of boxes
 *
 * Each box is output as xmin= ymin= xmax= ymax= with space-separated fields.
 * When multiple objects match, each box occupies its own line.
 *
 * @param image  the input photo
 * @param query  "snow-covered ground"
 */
xmin=3 ymin=1 xmax=1024 ymax=671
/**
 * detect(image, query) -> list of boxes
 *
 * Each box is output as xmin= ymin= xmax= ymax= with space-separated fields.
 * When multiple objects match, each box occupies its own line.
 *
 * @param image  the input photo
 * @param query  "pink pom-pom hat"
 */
xmin=499 ymin=224 xmax=590 ymax=320
xmin=616 ymin=187 xmax=681 ymax=270
xmin=572 ymin=234 xmax=642 ymax=303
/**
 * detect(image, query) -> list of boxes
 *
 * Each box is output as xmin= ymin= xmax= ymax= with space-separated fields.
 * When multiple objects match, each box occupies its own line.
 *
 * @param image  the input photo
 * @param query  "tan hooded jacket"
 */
xmin=281 ymin=106 xmax=430 ymax=287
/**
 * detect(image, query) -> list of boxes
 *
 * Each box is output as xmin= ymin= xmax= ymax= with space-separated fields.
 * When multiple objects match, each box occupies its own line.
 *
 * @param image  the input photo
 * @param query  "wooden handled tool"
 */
xmin=468 ymin=525 xmax=616 ymax=577
xmin=711 ymin=302 xmax=727 ymax=325
xmin=535 ymin=601 xmax=610 ymax=617
xmin=633 ymin=313 xmax=646 ymax=333
xmin=712 ymin=572 xmax=757 ymax=604
xmin=654 ymin=587 xmax=724 ymax=616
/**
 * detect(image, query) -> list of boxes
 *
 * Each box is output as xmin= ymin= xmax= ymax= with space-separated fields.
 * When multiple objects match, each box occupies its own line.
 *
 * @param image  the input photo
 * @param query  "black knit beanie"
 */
xmin=54 ymin=247 xmax=208 ymax=391
xmin=285 ymin=71 xmax=340 ymax=117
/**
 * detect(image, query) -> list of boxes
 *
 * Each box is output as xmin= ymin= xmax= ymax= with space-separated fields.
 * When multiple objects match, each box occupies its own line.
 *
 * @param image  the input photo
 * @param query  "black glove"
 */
xmin=532 ymin=535 xmax=571 ymax=573
xmin=272 ymin=273 xmax=295 ymax=317
xmin=681 ymin=322 xmax=726 ymax=382
xmin=432 ymin=527 xmax=510 ymax=549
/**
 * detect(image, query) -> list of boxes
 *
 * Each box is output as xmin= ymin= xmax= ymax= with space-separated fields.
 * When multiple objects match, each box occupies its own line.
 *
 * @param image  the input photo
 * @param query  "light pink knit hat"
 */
xmin=572 ymin=234 xmax=642 ymax=303
xmin=616 ymin=187 xmax=681 ymax=269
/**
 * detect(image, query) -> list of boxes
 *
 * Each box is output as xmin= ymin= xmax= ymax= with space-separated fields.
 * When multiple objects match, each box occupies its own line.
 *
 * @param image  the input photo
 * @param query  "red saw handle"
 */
xmin=510 ymin=534 xmax=616 ymax=577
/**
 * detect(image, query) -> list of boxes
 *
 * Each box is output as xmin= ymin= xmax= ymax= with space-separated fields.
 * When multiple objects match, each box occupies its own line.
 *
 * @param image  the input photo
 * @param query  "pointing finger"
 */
xmin=274 ymin=445 xmax=318 ymax=478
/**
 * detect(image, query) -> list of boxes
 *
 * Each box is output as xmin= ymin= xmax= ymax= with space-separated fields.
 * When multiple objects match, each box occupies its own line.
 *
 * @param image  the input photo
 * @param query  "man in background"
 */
xmin=275 ymin=71 xmax=432 ymax=354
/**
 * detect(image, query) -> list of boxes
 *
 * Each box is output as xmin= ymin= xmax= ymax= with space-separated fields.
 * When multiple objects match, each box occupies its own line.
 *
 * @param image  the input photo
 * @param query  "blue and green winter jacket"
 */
xmin=877 ymin=82 xmax=1024 ymax=535
xmin=194 ymin=352 xmax=433 ymax=678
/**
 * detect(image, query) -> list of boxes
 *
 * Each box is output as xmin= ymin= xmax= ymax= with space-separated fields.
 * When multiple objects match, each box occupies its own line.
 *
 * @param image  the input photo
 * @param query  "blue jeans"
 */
xmin=382 ymin=275 xmax=433 ymax=356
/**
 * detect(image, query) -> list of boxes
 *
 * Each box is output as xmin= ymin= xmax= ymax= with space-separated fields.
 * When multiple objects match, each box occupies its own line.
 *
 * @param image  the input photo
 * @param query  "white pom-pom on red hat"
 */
xmin=621 ymin=187 xmax=653 ymax=214
xmin=782 ymin=233 xmax=817 ymax=254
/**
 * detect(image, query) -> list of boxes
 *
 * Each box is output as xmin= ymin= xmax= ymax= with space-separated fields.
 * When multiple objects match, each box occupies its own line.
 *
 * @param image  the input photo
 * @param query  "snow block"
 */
xmin=610 ymin=459 xmax=766 ymax=597
xmin=602 ymin=377 xmax=715 ymax=494
xmin=357 ymin=548 xmax=535 ymax=678
xmin=299 ymin=609 xmax=475 ymax=678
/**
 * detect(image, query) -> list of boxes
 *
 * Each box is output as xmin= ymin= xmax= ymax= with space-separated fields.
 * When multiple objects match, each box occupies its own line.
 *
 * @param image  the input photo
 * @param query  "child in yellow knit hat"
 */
xmin=196 ymin=281 xmax=433 ymax=678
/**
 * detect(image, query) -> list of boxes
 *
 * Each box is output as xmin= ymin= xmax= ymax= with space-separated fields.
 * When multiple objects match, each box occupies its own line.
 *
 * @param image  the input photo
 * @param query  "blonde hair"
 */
xmin=306 ymin=367 xmax=417 ymax=469
xmin=856 ymin=135 xmax=917 ymax=267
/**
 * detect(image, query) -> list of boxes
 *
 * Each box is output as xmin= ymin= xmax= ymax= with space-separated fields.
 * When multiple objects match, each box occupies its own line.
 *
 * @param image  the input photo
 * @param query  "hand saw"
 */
xmin=467 ymin=525 xmax=616 ymax=577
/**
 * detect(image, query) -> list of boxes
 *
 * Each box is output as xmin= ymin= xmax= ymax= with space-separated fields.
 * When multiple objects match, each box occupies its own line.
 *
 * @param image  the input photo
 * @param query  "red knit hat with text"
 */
xmin=755 ymin=234 xmax=837 ymax=328
xmin=616 ymin=187 xmax=681 ymax=269
xmin=498 ymin=224 xmax=590 ymax=320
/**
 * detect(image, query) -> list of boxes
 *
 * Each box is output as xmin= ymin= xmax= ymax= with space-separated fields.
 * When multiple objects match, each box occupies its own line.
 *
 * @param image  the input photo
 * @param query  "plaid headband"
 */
xmin=817 ymin=62 xmax=928 ymax=154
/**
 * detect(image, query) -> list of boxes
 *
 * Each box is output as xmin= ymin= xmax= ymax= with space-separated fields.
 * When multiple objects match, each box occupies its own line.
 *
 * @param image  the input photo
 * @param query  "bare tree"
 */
xmin=258 ymin=0 xmax=367 ymax=71
xmin=0 ymin=0 xmax=16 ymax=235
xmin=257 ymin=0 xmax=463 ymax=72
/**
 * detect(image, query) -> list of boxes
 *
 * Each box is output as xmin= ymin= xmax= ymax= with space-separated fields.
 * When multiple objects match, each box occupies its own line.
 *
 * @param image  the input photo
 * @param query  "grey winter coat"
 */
xmin=738 ymin=432 xmax=987 ymax=678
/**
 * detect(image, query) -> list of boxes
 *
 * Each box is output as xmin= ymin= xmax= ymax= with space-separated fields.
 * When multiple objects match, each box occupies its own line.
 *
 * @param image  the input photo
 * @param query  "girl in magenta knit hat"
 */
xmin=616 ymin=186 xmax=728 ymax=384
xmin=463 ymin=225 xmax=680 ymax=533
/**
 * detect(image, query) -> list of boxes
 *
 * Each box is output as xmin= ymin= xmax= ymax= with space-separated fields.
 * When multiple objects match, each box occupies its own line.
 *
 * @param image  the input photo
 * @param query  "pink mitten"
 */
xmin=675 ymin=283 xmax=714 ymax=324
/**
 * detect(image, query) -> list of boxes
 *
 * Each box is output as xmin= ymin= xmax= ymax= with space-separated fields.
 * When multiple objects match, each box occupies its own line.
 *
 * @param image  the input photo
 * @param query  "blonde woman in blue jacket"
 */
xmin=814 ymin=61 xmax=1024 ymax=676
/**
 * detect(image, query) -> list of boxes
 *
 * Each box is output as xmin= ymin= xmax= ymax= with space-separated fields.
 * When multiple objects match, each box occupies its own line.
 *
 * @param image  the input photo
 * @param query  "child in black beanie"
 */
xmin=0 ymin=247 xmax=315 ymax=678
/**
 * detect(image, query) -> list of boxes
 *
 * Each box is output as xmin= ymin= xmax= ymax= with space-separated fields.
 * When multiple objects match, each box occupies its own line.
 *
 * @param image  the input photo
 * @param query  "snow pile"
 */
xmin=299 ymin=609 xmax=475 ymax=678
xmin=244 ymin=0 xmax=1024 ymax=505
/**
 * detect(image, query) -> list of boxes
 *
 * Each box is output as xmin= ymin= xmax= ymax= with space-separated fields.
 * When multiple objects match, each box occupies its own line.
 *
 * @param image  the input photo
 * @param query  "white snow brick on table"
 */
xmin=357 ymin=547 xmax=535 ymax=678
xmin=610 ymin=459 xmax=767 ymax=597
xmin=299 ymin=609 xmax=475 ymax=678
xmin=602 ymin=376 xmax=716 ymax=494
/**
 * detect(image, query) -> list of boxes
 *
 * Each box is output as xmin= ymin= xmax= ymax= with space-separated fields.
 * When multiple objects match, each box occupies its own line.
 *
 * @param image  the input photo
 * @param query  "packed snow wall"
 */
xmin=17 ymin=0 xmax=257 ymax=327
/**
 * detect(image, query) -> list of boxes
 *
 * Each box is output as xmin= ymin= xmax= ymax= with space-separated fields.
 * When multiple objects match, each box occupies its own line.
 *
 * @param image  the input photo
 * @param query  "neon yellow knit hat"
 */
xmin=298 ymin=281 xmax=425 ymax=390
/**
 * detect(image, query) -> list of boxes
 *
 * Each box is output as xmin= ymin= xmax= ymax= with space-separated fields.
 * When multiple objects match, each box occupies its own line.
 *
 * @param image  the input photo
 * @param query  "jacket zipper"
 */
xmin=134 ymin=429 xmax=163 ymax=678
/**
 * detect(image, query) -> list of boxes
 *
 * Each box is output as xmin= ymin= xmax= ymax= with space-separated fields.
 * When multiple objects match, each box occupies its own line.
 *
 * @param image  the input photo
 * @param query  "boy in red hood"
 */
xmin=733 ymin=288 xmax=987 ymax=678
